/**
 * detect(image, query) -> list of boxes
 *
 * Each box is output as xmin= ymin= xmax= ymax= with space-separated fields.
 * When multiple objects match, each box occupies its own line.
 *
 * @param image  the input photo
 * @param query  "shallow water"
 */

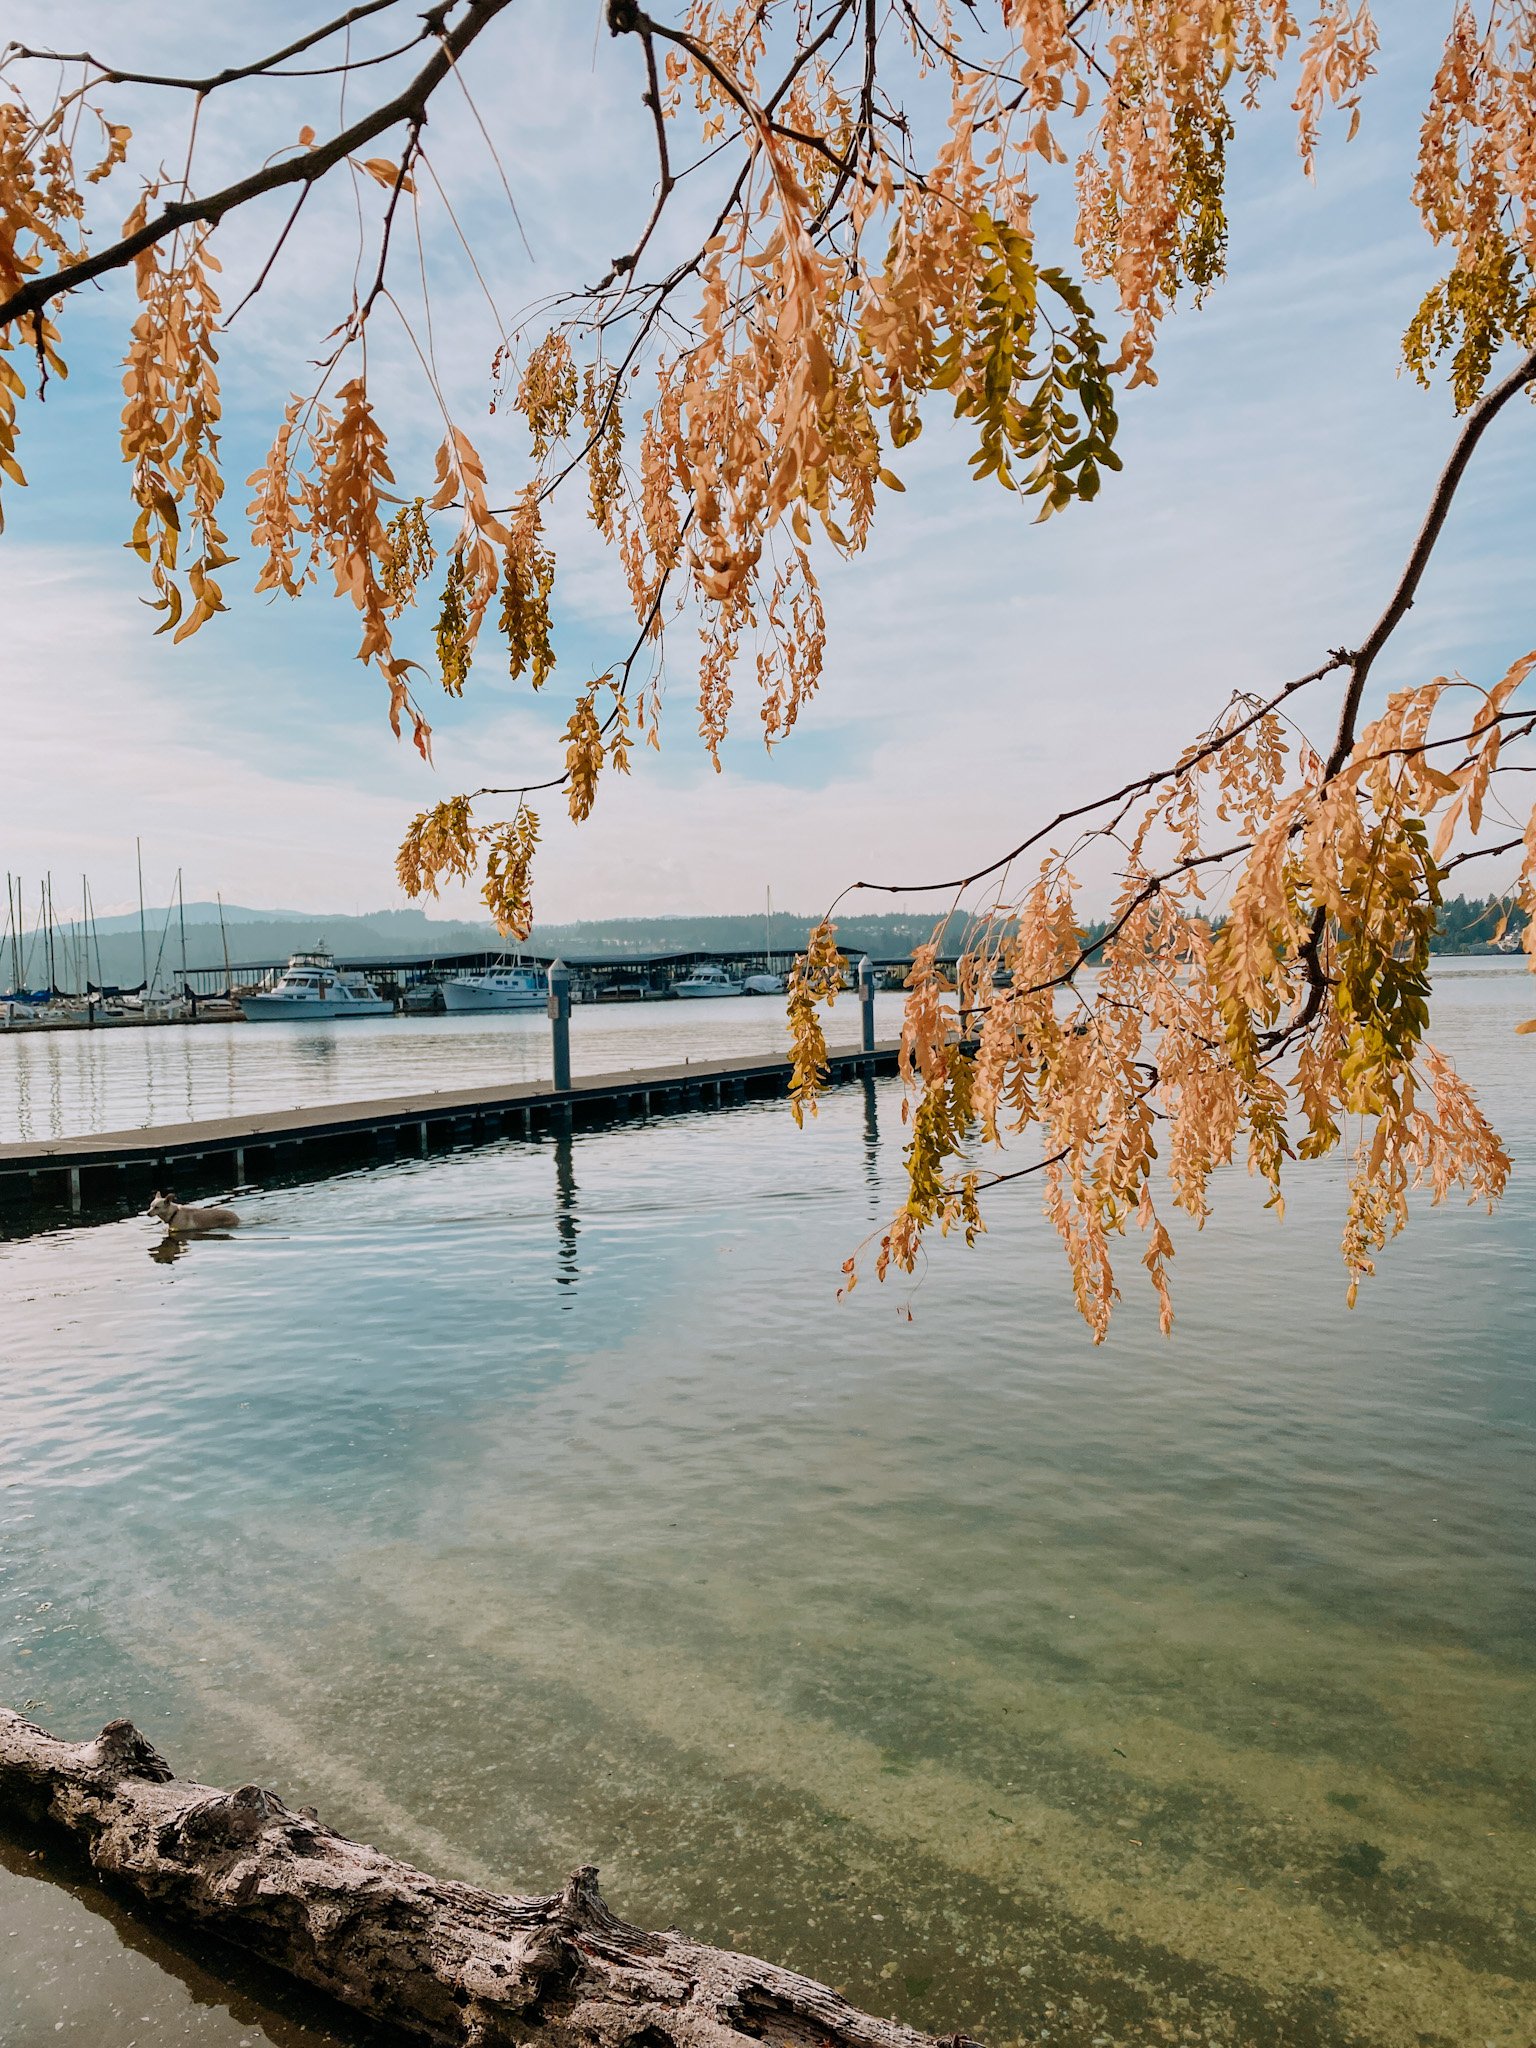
xmin=0 ymin=992 xmax=907 ymax=1144
xmin=1 ymin=960 xmax=1533 ymax=2047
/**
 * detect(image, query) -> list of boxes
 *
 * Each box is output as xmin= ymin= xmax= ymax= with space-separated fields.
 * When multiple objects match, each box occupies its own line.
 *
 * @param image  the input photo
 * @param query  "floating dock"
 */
xmin=0 ymin=1041 xmax=898 ymax=1222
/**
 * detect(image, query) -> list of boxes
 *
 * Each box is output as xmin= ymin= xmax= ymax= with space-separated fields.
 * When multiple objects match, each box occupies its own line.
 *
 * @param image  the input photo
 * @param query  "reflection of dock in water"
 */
xmin=0 ymin=1043 xmax=897 ymax=1224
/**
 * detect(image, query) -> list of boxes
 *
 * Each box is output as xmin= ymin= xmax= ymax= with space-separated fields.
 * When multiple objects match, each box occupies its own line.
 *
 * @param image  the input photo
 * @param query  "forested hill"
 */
xmin=15 ymin=897 xmax=1526 ymax=991
xmin=1429 ymin=894 xmax=1529 ymax=953
xmin=18 ymin=905 xmax=967 ymax=989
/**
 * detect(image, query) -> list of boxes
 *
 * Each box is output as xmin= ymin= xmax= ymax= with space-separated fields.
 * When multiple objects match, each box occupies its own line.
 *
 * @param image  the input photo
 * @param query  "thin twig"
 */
xmin=4 ymin=2 xmax=415 ymax=96
xmin=0 ymin=1 xmax=513 ymax=332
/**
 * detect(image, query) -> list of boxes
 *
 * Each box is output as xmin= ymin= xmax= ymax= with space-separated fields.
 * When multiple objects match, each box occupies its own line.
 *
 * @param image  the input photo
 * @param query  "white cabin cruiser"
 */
xmin=673 ymin=963 xmax=745 ymax=998
xmin=241 ymin=949 xmax=392 ymax=1020
xmin=440 ymin=959 xmax=548 ymax=1012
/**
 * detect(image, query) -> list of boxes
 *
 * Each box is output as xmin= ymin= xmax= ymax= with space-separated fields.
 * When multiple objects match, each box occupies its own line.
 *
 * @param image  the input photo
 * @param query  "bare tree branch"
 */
xmin=4 ymin=1 xmax=414 ymax=96
xmin=1322 ymin=342 xmax=1536 ymax=778
xmin=0 ymin=0 xmax=514 ymax=333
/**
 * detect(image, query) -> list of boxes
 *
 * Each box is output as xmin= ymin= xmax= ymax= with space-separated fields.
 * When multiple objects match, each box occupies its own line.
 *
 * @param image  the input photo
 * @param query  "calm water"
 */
xmin=0 ymin=993 xmax=909 ymax=1144
xmin=1 ymin=962 xmax=1532 ymax=2048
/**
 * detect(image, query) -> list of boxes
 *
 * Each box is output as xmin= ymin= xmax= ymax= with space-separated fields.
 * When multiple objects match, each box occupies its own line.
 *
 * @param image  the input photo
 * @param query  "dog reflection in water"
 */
xmin=147 ymin=1189 xmax=241 ymax=1260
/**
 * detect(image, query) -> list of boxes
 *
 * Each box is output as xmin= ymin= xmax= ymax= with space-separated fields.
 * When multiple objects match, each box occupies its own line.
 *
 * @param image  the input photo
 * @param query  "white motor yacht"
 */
xmin=440 ymin=959 xmax=548 ymax=1012
xmin=673 ymin=963 xmax=745 ymax=998
xmin=241 ymin=948 xmax=392 ymax=1020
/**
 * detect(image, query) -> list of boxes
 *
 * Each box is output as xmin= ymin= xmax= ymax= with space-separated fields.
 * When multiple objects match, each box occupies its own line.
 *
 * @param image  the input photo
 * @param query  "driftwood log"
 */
xmin=0 ymin=1710 xmax=977 ymax=2048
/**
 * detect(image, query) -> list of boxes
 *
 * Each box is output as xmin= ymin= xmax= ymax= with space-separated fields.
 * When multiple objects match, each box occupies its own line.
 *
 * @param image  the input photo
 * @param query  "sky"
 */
xmin=1 ymin=1 xmax=1533 ymax=927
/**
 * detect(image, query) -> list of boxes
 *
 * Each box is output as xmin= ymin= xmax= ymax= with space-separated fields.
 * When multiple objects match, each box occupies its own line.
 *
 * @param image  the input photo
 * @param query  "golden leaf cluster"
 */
xmin=397 ymin=795 xmax=541 ymax=941
xmin=120 ymin=196 xmax=232 ymax=641
xmin=827 ymin=656 xmax=1534 ymax=1339
xmin=786 ymin=919 xmax=846 ymax=1127
xmin=498 ymin=486 xmax=556 ymax=690
xmin=1405 ymin=2 xmax=1536 ymax=407
xmin=561 ymin=674 xmax=630 ymax=825
xmin=0 ymin=93 xmax=127 ymax=526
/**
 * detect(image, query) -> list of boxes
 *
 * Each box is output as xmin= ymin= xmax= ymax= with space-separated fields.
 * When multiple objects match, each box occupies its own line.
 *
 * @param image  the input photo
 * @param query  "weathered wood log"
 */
xmin=0 ymin=1709 xmax=978 ymax=2048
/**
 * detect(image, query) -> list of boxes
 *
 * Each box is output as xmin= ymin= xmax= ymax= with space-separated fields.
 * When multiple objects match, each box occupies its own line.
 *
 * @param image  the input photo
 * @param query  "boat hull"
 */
xmin=674 ymin=984 xmax=745 ymax=998
xmin=440 ymin=983 xmax=546 ymax=1012
xmin=241 ymin=995 xmax=393 ymax=1020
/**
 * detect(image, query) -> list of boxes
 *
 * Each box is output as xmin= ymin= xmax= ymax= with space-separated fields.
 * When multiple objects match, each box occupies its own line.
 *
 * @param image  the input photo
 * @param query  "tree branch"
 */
xmin=837 ymin=659 xmax=1345 ymax=901
xmin=4 ymin=1 xmax=414 ymax=96
xmin=1322 ymin=342 xmax=1536 ymax=779
xmin=0 ymin=0 xmax=513 ymax=333
xmin=849 ymin=337 xmax=1536 ymax=915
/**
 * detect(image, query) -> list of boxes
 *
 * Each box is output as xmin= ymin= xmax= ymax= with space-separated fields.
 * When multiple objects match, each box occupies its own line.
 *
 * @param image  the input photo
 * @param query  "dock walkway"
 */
xmin=0 ymin=1041 xmax=899 ymax=1218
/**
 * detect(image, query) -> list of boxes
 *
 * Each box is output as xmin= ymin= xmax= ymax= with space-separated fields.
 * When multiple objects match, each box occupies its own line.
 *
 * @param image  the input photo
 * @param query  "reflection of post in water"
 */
xmin=861 ymin=1075 xmax=881 ymax=1209
xmin=553 ymin=1122 xmax=579 ymax=1297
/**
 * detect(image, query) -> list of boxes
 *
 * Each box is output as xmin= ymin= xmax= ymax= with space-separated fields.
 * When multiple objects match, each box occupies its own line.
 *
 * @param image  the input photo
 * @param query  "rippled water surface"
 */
xmin=1 ymin=962 xmax=1533 ymax=2048
xmin=0 ymin=994 xmax=908 ymax=1144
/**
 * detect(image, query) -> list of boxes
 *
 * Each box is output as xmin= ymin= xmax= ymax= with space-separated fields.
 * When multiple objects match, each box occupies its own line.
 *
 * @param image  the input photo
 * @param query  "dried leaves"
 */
xmin=120 ymin=196 xmax=232 ymax=640
xmin=0 ymin=93 xmax=128 ymax=527
xmin=499 ymin=487 xmax=556 ymax=690
xmin=857 ymin=660 xmax=1534 ymax=1338
xmin=2 ymin=11 xmax=1535 ymax=1332
xmin=2 ymin=4 xmax=1523 ymax=811
xmin=397 ymin=795 xmax=541 ymax=940
xmin=787 ymin=919 xmax=845 ymax=1126
xmin=1405 ymin=2 xmax=1536 ymax=408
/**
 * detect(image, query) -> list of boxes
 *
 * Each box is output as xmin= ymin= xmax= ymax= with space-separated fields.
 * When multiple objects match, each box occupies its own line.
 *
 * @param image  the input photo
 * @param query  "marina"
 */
xmin=3 ymin=872 xmax=916 ymax=1027
xmin=0 ymin=946 xmax=904 ymax=1025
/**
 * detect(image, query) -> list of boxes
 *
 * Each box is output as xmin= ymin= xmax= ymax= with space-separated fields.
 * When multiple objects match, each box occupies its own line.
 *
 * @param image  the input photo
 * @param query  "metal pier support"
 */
xmin=857 ymin=954 xmax=876 ymax=1056
xmin=547 ymin=959 xmax=572 ymax=1094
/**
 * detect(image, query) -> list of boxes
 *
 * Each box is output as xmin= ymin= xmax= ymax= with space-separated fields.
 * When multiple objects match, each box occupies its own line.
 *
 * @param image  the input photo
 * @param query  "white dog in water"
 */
xmin=148 ymin=1190 xmax=241 ymax=1233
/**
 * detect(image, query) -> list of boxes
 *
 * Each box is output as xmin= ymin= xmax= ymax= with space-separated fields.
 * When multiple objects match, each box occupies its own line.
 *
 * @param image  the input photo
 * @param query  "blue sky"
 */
xmin=1 ymin=1 xmax=1532 ymax=925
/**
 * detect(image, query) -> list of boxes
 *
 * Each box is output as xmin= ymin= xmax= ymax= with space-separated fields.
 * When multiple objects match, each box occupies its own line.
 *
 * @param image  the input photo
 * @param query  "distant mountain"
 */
xmin=525 ymin=912 xmax=964 ymax=959
xmin=12 ymin=893 xmax=1523 ymax=991
xmin=16 ymin=907 xmax=502 ymax=992
xmin=11 ymin=904 xmax=967 ymax=991
xmin=84 ymin=901 xmax=311 ymax=934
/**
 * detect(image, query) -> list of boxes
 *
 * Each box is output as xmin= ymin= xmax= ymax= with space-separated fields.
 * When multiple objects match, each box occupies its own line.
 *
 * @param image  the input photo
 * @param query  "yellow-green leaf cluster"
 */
xmin=786 ymin=919 xmax=845 ymax=1126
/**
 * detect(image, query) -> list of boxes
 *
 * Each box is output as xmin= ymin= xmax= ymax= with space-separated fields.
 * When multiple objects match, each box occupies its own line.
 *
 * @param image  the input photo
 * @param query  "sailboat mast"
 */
xmin=177 ymin=867 xmax=188 ymax=995
xmin=45 ymin=873 xmax=57 ymax=994
xmin=217 ymin=890 xmax=233 ymax=995
xmin=21 ymin=876 xmax=39 ymax=987
xmin=23 ymin=881 xmax=43 ymax=988
xmin=86 ymin=876 xmax=105 ymax=992
xmin=136 ymin=838 xmax=149 ymax=991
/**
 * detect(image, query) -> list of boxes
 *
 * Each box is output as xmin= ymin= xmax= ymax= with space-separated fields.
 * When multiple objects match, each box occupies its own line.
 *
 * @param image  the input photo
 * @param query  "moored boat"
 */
xmin=241 ymin=948 xmax=392 ymax=1020
xmin=440 ymin=959 xmax=548 ymax=1012
xmin=673 ymin=963 xmax=745 ymax=998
